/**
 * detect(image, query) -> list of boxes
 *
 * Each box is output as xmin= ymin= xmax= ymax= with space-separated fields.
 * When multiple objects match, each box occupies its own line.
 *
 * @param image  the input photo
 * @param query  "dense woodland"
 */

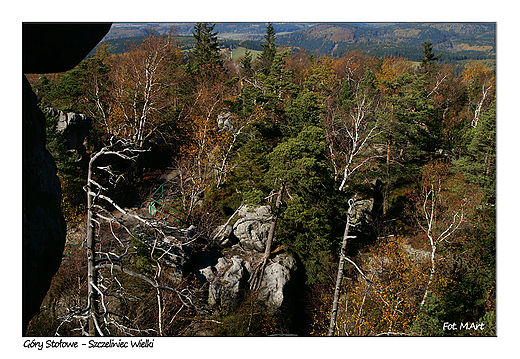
xmin=26 ymin=23 xmax=495 ymax=336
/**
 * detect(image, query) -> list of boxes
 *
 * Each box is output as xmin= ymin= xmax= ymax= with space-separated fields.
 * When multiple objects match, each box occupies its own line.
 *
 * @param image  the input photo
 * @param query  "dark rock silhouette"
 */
xmin=22 ymin=23 xmax=111 ymax=333
xmin=23 ymin=23 xmax=112 ymax=74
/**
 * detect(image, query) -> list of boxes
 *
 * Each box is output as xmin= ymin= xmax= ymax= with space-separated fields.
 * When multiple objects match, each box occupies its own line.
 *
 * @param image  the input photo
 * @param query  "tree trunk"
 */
xmin=420 ymin=244 xmax=436 ymax=310
xmin=328 ymin=199 xmax=355 ymax=336
xmin=263 ymin=183 xmax=284 ymax=262
xmin=384 ymin=139 xmax=391 ymax=214
xmin=86 ymin=159 xmax=99 ymax=336
xmin=250 ymin=182 xmax=285 ymax=291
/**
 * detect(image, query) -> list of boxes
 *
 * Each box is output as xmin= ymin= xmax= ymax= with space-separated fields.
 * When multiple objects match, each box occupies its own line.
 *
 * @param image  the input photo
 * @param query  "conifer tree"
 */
xmin=256 ymin=23 xmax=277 ymax=75
xmin=455 ymin=101 xmax=496 ymax=201
xmin=192 ymin=23 xmax=223 ymax=80
xmin=240 ymin=47 xmax=253 ymax=78
xmin=266 ymin=126 xmax=345 ymax=284
xmin=420 ymin=41 xmax=441 ymax=72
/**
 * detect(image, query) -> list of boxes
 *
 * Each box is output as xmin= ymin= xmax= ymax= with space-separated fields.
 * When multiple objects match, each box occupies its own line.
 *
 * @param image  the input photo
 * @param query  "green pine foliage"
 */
xmin=266 ymin=126 xmax=346 ymax=284
xmin=284 ymin=89 xmax=323 ymax=136
xmin=455 ymin=101 xmax=496 ymax=200
xmin=192 ymin=22 xmax=223 ymax=78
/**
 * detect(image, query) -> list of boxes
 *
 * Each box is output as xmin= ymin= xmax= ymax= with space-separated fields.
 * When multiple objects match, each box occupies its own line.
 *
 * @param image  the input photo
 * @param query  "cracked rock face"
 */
xmin=203 ymin=256 xmax=247 ymax=308
xmin=256 ymin=254 xmax=297 ymax=314
xmin=232 ymin=205 xmax=272 ymax=252
xmin=199 ymin=205 xmax=301 ymax=314
xmin=199 ymin=249 xmax=298 ymax=314
xmin=47 ymin=108 xmax=92 ymax=154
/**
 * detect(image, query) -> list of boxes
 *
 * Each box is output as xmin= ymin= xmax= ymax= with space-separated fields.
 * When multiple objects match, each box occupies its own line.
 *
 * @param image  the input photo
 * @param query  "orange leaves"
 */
xmin=303 ymin=56 xmax=339 ymax=99
xmin=460 ymin=61 xmax=495 ymax=128
xmin=376 ymin=56 xmax=414 ymax=85
xmin=461 ymin=61 xmax=494 ymax=86
xmin=285 ymin=49 xmax=312 ymax=87
xmin=108 ymin=31 xmax=181 ymax=146
xmin=337 ymin=236 xmax=427 ymax=336
xmin=106 ymin=105 xmax=128 ymax=137
xmin=417 ymin=159 xmax=471 ymax=226
xmin=332 ymin=50 xmax=378 ymax=83
xmin=175 ymin=80 xmax=241 ymax=212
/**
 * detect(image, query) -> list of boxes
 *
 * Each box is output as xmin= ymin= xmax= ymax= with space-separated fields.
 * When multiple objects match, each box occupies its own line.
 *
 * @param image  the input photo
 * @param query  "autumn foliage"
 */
xmin=31 ymin=25 xmax=495 ymax=336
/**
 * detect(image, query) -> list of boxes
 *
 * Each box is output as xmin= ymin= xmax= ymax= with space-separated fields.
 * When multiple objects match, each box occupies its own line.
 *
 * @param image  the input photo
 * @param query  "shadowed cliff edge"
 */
xmin=22 ymin=23 xmax=111 ymax=334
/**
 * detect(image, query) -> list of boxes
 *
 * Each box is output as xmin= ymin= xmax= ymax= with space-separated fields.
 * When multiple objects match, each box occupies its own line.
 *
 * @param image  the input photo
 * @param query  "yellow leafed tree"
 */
xmin=335 ymin=236 xmax=428 ymax=336
xmin=108 ymin=29 xmax=181 ymax=147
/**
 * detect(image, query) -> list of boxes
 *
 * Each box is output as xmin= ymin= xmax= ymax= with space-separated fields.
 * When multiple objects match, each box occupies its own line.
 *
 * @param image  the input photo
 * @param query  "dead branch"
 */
xmin=249 ymin=182 xmax=285 ymax=291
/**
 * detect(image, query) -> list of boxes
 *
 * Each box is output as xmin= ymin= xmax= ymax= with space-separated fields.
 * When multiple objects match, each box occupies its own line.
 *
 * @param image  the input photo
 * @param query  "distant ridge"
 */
xmin=96 ymin=22 xmax=495 ymax=64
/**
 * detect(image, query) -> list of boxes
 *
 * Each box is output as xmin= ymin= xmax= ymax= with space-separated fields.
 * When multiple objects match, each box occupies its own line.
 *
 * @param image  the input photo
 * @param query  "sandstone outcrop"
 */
xmin=47 ymin=108 xmax=92 ymax=151
xmin=199 ymin=205 xmax=299 ymax=315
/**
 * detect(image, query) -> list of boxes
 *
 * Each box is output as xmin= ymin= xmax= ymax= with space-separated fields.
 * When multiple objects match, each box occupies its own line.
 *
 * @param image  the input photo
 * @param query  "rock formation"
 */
xmin=232 ymin=205 xmax=272 ymax=252
xmin=23 ymin=76 xmax=67 ymax=332
xmin=217 ymin=109 xmax=236 ymax=132
xmin=199 ymin=248 xmax=298 ymax=315
xmin=22 ymin=23 xmax=111 ymax=333
xmin=199 ymin=205 xmax=299 ymax=315
xmin=47 ymin=107 xmax=92 ymax=162
xmin=47 ymin=108 xmax=92 ymax=149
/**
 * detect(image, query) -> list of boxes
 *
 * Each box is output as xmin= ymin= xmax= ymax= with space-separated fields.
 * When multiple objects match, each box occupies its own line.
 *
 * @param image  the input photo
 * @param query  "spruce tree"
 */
xmin=192 ymin=23 xmax=223 ymax=80
xmin=420 ymin=41 xmax=442 ymax=72
xmin=256 ymin=23 xmax=277 ymax=75
xmin=266 ymin=126 xmax=345 ymax=284
xmin=240 ymin=47 xmax=253 ymax=78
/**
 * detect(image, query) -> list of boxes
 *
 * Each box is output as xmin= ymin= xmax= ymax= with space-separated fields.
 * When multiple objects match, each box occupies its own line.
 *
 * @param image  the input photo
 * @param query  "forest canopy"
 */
xmin=26 ymin=22 xmax=495 ymax=337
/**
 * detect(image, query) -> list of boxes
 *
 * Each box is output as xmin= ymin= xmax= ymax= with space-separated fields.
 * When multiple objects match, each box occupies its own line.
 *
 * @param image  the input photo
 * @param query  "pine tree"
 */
xmin=284 ymin=88 xmax=323 ymax=136
xmin=455 ymin=100 xmax=496 ymax=201
xmin=256 ymin=23 xmax=277 ymax=75
xmin=240 ymin=47 xmax=253 ymax=78
xmin=420 ymin=41 xmax=442 ymax=72
xmin=266 ymin=126 xmax=345 ymax=284
xmin=192 ymin=23 xmax=223 ymax=80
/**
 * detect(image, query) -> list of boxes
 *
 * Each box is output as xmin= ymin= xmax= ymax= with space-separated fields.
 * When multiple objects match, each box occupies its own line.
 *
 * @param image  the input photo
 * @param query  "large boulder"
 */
xmin=48 ymin=108 xmax=92 ymax=152
xmin=217 ymin=109 xmax=235 ymax=132
xmin=351 ymin=198 xmax=374 ymax=229
xmin=199 ymin=205 xmax=301 ymax=316
xmin=256 ymin=253 xmax=298 ymax=314
xmin=46 ymin=108 xmax=92 ymax=163
xmin=201 ymin=256 xmax=248 ymax=308
xmin=232 ymin=205 xmax=272 ymax=252
xmin=199 ymin=247 xmax=298 ymax=314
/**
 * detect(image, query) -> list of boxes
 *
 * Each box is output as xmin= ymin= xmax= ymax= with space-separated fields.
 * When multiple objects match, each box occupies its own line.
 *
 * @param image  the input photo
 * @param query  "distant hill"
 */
xmin=277 ymin=23 xmax=496 ymax=62
xmin=93 ymin=22 xmax=495 ymax=64
xmin=103 ymin=22 xmax=314 ymax=40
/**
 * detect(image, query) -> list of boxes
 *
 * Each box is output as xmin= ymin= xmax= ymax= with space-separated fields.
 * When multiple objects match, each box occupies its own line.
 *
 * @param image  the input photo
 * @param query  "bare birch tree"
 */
xmin=57 ymin=138 xmax=207 ymax=336
xmin=461 ymin=61 xmax=495 ymax=129
xmin=328 ymin=198 xmax=356 ymax=336
xmin=326 ymin=69 xmax=382 ymax=191
xmin=109 ymin=29 xmax=181 ymax=147
xmin=416 ymin=162 xmax=466 ymax=310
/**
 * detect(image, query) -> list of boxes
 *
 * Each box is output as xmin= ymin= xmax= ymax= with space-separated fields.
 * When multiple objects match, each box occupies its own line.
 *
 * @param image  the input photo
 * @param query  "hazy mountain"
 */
xmin=99 ymin=22 xmax=495 ymax=63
